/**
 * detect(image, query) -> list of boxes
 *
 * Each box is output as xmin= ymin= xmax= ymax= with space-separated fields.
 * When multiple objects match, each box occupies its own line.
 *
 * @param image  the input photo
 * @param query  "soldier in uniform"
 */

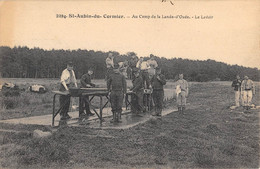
xmin=130 ymin=68 xmax=144 ymax=116
xmin=59 ymin=61 xmax=78 ymax=120
xmin=107 ymin=64 xmax=127 ymax=123
xmin=176 ymin=73 xmax=189 ymax=113
xmin=151 ymin=67 xmax=166 ymax=116
xmin=79 ymin=67 xmax=96 ymax=120
xmin=231 ymin=75 xmax=242 ymax=107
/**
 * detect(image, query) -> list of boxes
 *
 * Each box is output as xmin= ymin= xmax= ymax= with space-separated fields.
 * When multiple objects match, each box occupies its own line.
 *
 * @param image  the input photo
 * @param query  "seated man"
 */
xmin=107 ymin=64 xmax=127 ymax=123
xmin=130 ymin=68 xmax=144 ymax=116
xmin=79 ymin=67 xmax=96 ymax=119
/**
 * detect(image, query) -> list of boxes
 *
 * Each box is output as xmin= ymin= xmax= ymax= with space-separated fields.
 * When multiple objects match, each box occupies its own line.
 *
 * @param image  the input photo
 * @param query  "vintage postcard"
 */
xmin=0 ymin=0 xmax=259 ymax=168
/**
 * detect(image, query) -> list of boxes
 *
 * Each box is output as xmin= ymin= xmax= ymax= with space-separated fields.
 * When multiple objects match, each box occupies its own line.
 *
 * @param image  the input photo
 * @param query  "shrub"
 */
xmin=1 ymin=97 xmax=19 ymax=109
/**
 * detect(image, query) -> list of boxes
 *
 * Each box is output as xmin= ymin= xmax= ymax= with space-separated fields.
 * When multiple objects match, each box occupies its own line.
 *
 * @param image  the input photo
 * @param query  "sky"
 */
xmin=0 ymin=0 xmax=259 ymax=68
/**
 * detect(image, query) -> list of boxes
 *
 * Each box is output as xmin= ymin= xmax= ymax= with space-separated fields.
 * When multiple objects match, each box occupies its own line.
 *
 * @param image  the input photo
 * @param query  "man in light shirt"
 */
xmin=176 ymin=73 xmax=189 ymax=113
xmin=147 ymin=54 xmax=158 ymax=76
xmin=59 ymin=61 xmax=78 ymax=120
xmin=105 ymin=52 xmax=114 ymax=81
xmin=136 ymin=57 xmax=151 ymax=89
xmin=241 ymin=75 xmax=255 ymax=109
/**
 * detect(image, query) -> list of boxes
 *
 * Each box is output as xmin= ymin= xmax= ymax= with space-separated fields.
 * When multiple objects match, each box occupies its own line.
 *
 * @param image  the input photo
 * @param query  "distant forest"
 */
xmin=0 ymin=46 xmax=259 ymax=81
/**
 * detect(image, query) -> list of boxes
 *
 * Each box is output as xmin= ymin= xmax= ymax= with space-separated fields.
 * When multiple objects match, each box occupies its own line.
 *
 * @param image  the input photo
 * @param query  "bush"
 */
xmin=1 ymin=97 xmax=19 ymax=109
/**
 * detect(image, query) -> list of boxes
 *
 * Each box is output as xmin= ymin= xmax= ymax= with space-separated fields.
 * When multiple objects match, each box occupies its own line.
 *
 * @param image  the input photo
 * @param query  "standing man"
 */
xmin=130 ymin=68 xmax=144 ymax=116
xmin=59 ymin=61 xmax=78 ymax=120
xmin=105 ymin=52 xmax=114 ymax=81
xmin=147 ymin=54 xmax=158 ymax=77
xmin=107 ymin=64 xmax=127 ymax=123
xmin=136 ymin=57 xmax=151 ymax=89
xmin=231 ymin=75 xmax=242 ymax=107
xmin=176 ymin=73 xmax=189 ymax=113
xmin=128 ymin=53 xmax=139 ymax=79
xmin=241 ymin=76 xmax=255 ymax=109
xmin=151 ymin=67 xmax=166 ymax=117
xmin=79 ymin=67 xmax=96 ymax=120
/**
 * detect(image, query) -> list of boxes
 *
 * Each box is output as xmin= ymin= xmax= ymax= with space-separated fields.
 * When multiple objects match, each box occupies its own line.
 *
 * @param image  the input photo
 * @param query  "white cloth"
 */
xmin=242 ymin=90 xmax=253 ymax=106
xmin=235 ymin=91 xmax=241 ymax=107
xmin=136 ymin=61 xmax=150 ymax=70
xmin=106 ymin=57 xmax=114 ymax=68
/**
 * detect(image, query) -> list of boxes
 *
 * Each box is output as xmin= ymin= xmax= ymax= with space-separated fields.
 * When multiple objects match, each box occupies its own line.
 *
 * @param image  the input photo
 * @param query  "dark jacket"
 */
xmin=129 ymin=57 xmax=138 ymax=68
xmin=151 ymin=74 xmax=166 ymax=90
xmin=231 ymin=79 xmax=241 ymax=91
xmin=107 ymin=72 xmax=127 ymax=93
xmin=80 ymin=74 xmax=95 ymax=88
xmin=131 ymin=75 xmax=143 ymax=92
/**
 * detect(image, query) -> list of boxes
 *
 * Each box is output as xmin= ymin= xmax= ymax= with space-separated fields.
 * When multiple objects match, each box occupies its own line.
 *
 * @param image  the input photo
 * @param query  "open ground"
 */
xmin=0 ymin=79 xmax=259 ymax=168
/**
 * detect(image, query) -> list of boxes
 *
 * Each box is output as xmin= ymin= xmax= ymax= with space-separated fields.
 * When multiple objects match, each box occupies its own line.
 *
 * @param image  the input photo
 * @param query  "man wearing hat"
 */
xmin=79 ymin=67 xmax=96 ymax=119
xmin=107 ymin=64 xmax=127 ymax=123
xmin=59 ymin=61 xmax=78 ymax=120
xmin=130 ymin=67 xmax=144 ymax=115
xmin=241 ymin=75 xmax=255 ymax=109
xmin=151 ymin=67 xmax=166 ymax=116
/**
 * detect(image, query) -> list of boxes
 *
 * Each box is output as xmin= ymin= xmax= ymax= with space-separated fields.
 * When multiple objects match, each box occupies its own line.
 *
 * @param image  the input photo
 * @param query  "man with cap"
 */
xmin=107 ymin=64 xmax=127 ymax=123
xmin=241 ymin=75 xmax=255 ymax=109
xmin=151 ymin=67 xmax=166 ymax=117
xmin=176 ymin=73 xmax=189 ymax=113
xmin=59 ymin=61 xmax=78 ymax=120
xmin=130 ymin=67 xmax=144 ymax=116
xmin=136 ymin=57 xmax=151 ymax=89
xmin=231 ymin=75 xmax=242 ymax=107
xmin=79 ymin=67 xmax=96 ymax=120
xmin=105 ymin=52 xmax=115 ymax=81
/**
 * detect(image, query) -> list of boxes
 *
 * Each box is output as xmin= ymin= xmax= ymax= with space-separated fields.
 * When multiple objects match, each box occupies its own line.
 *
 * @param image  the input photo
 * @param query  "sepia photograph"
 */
xmin=0 ymin=0 xmax=259 ymax=168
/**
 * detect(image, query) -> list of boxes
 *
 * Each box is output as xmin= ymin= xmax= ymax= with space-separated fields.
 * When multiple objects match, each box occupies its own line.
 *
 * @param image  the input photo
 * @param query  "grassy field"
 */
xmin=0 ymin=79 xmax=259 ymax=168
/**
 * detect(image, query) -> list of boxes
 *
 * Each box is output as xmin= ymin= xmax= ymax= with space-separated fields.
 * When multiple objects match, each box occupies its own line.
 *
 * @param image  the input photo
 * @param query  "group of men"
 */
xmin=58 ymin=52 xmax=190 ymax=123
xmin=59 ymin=61 xmax=96 ymax=121
xmin=232 ymin=75 xmax=255 ymax=109
xmin=106 ymin=52 xmax=167 ymax=123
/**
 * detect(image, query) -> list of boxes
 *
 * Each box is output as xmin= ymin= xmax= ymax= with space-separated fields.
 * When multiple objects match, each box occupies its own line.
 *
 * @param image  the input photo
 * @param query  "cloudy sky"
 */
xmin=0 ymin=0 xmax=259 ymax=68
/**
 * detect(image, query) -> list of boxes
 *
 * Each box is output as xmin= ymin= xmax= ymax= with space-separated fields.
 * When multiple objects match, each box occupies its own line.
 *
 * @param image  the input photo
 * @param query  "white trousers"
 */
xmin=235 ymin=91 xmax=240 ymax=107
xmin=242 ymin=90 xmax=253 ymax=106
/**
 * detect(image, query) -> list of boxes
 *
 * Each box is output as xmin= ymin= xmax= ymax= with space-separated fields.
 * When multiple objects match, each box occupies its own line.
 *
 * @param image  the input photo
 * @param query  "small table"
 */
xmin=52 ymin=89 xmax=109 ymax=127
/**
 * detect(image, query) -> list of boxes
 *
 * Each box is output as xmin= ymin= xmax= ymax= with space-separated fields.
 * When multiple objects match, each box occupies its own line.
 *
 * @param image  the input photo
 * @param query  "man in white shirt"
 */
xmin=105 ymin=52 xmax=114 ymax=80
xmin=147 ymin=54 xmax=158 ymax=76
xmin=136 ymin=57 xmax=151 ymax=89
xmin=59 ymin=61 xmax=78 ymax=120
xmin=241 ymin=75 xmax=255 ymax=109
xmin=176 ymin=73 xmax=188 ymax=113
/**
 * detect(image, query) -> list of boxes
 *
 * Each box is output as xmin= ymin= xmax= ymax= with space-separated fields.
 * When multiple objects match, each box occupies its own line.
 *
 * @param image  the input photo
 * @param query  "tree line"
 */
xmin=0 ymin=46 xmax=259 ymax=81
